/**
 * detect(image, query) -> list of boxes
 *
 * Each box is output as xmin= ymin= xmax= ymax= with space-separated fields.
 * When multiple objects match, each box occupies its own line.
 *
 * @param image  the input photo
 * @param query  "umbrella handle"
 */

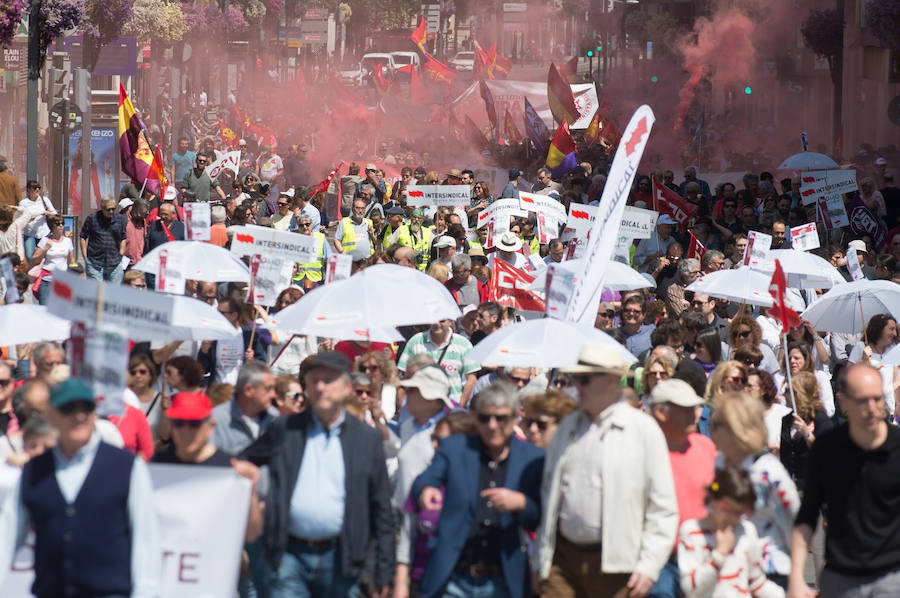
xmin=858 ymin=291 xmax=869 ymax=358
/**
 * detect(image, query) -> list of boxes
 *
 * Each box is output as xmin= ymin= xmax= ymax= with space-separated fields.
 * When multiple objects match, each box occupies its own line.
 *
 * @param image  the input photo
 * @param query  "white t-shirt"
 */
xmin=37 ymin=235 xmax=73 ymax=280
xmin=19 ymin=195 xmax=56 ymax=238
xmin=258 ymin=155 xmax=284 ymax=182
xmin=764 ymin=403 xmax=792 ymax=449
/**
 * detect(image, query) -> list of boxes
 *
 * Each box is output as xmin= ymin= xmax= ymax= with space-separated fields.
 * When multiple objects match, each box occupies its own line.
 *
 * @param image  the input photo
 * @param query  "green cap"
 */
xmin=411 ymin=208 xmax=424 ymax=217
xmin=51 ymin=378 xmax=95 ymax=409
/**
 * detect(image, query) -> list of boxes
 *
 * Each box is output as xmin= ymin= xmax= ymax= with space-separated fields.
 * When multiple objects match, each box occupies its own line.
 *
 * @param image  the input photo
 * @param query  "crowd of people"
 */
xmin=0 ymin=128 xmax=898 ymax=598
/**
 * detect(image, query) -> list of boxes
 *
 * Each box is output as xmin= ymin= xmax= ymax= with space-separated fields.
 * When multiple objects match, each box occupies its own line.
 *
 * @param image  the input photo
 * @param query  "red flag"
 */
xmin=652 ymin=179 xmax=698 ymax=231
xmin=150 ymin=144 xmax=168 ymax=198
xmin=767 ymin=260 xmax=802 ymax=333
xmin=584 ymin=109 xmax=601 ymax=147
xmin=410 ymin=17 xmax=427 ymax=52
xmin=547 ymin=62 xmax=579 ymax=125
xmin=489 ymin=259 xmax=546 ymax=312
xmin=218 ymin=119 xmax=240 ymax=150
xmin=372 ymin=62 xmax=391 ymax=94
xmin=472 ymin=37 xmax=493 ymax=80
xmin=308 ymin=162 xmax=343 ymax=198
xmin=421 ymin=51 xmax=457 ymax=85
xmin=503 ymin=109 xmax=523 ymax=144
xmin=687 ymin=231 xmax=706 ymax=260
xmin=409 ymin=67 xmax=430 ymax=105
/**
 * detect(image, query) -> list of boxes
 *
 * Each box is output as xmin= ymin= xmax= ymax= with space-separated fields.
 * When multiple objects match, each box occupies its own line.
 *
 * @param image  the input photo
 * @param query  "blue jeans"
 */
xmin=439 ymin=573 xmax=511 ymax=598
xmin=239 ymin=538 xmax=273 ymax=598
xmin=37 ymin=278 xmax=51 ymax=305
xmin=85 ymin=258 xmax=124 ymax=283
xmin=24 ymin=235 xmax=37 ymax=262
xmin=649 ymin=559 xmax=683 ymax=598
xmin=271 ymin=539 xmax=360 ymax=598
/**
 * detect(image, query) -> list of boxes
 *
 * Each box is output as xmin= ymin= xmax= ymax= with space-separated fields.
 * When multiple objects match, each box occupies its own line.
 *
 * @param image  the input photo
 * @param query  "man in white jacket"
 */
xmin=535 ymin=342 xmax=678 ymax=598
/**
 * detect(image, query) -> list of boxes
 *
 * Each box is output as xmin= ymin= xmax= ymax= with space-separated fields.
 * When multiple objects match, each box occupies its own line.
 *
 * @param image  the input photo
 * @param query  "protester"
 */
xmin=398 ymin=319 xmax=479 ymax=406
xmin=79 ymin=197 xmax=128 ymax=282
xmin=521 ymin=390 xmax=577 ymax=449
xmin=30 ymin=214 xmax=73 ymax=305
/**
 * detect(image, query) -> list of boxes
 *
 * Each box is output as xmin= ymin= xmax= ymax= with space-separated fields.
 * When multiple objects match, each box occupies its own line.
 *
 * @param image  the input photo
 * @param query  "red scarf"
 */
xmin=161 ymin=221 xmax=175 ymax=242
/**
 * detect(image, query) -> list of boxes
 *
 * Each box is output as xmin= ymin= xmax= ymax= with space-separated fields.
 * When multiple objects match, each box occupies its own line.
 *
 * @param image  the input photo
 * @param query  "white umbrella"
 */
xmin=525 ymin=259 xmax=655 ymax=292
xmin=752 ymin=250 xmax=844 ymax=289
xmin=262 ymin=315 xmax=403 ymax=343
xmin=165 ymin=296 xmax=244 ymax=341
xmin=685 ymin=268 xmax=806 ymax=310
xmin=465 ymin=318 xmax=637 ymax=368
xmin=776 ymin=152 xmax=839 ymax=171
xmin=800 ymin=279 xmax=900 ymax=334
xmin=0 ymin=304 xmax=71 ymax=345
xmin=274 ymin=264 xmax=460 ymax=339
xmin=134 ymin=241 xmax=251 ymax=282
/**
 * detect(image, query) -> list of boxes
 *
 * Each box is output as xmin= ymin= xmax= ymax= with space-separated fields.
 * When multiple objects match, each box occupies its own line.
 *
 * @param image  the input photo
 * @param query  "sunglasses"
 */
xmin=0 ymin=378 xmax=11 ymax=387
xmin=299 ymin=222 xmax=312 ymax=227
xmin=355 ymin=388 xmax=371 ymax=396
xmin=507 ymin=375 xmax=530 ymax=385
xmin=58 ymin=400 xmax=95 ymax=415
xmin=360 ymin=365 xmax=380 ymax=373
xmin=600 ymin=310 xmax=615 ymax=318
xmin=523 ymin=417 xmax=554 ymax=431
xmin=218 ymin=309 xmax=236 ymax=315
xmin=129 ymin=368 xmax=150 ymax=375
xmin=738 ymin=330 xmax=752 ymax=338
xmin=726 ymin=376 xmax=747 ymax=385
xmin=277 ymin=202 xmax=289 ymax=207
xmin=477 ymin=412 xmax=513 ymax=425
xmin=171 ymin=419 xmax=205 ymax=429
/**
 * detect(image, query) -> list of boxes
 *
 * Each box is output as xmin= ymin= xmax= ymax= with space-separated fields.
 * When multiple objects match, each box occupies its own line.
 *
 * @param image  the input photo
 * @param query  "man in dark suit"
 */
xmin=145 ymin=202 xmax=185 ymax=253
xmin=412 ymin=382 xmax=544 ymax=598
xmin=243 ymin=351 xmax=395 ymax=598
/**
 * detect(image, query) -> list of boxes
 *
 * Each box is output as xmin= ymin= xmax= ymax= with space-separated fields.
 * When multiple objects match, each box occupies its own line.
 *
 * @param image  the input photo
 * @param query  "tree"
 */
xmin=0 ymin=0 xmax=27 ymax=48
xmin=865 ymin=0 xmax=900 ymax=50
xmin=81 ymin=0 xmax=132 ymax=71
xmin=801 ymin=8 xmax=845 ymax=147
xmin=124 ymin=0 xmax=186 ymax=44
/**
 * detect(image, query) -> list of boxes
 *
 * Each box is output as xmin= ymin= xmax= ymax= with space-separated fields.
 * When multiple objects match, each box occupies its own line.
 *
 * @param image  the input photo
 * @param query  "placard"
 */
xmin=230 ymin=224 xmax=317 ymax=262
xmin=743 ymin=230 xmax=772 ymax=267
xmin=183 ymin=202 xmax=210 ymax=241
xmin=518 ymin=191 xmax=568 ymax=227
xmin=325 ymin=253 xmax=352 ymax=283
xmin=545 ymin=263 xmax=576 ymax=318
xmin=248 ymin=255 xmax=293 ymax=307
xmin=69 ymin=322 xmax=128 ymax=417
xmin=204 ymin=150 xmax=241 ymax=180
xmin=155 ymin=248 xmax=186 ymax=295
xmin=406 ymin=185 xmax=471 ymax=206
xmin=476 ymin=198 xmax=527 ymax=232
xmin=846 ymin=247 xmax=865 ymax=281
xmin=619 ymin=206 xmax=658 ymax=240
xmin=790 ymin=222 xmax=820 ymax=251
xmin=799 ymin=170 xmax=857 ymax=205
xmin=817 ymin=197 xmax=849 ymax=229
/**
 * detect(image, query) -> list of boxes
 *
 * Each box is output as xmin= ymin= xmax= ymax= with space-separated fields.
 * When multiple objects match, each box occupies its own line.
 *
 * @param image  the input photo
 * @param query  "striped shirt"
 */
xmin=398 ymin=332 xmax=479 ymax=404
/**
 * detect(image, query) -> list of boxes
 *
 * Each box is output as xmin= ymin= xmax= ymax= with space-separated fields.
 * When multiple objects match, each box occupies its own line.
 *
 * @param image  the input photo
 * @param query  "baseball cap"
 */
xmin=658 ymin=214 xmax=677 ymax=226
xmin=435 ymin=236 xmax=457 ymax=249
xmin=50 ymin=378 xmax=95 ymax=409
xmin=508 ymin=168 xmax=522 ymax=179
xmin=279 ymin=188 xmax=295 ymax=198
xmin=163 ymin=186 xmax=178 ymax=201
xmin=118 ymin=198 xmax=134 ymax=210
xmin=365 ymin=163 xmax=377 ymax=172
xmin=398 ymin=365 xmax=452 ymax=408
xmin=238 ymin=139 xmax=247 ymax=146
xmin=848 ymin=239 xmax=868 ymax=254
xmin=166 ymin=392 xmax=214 ymax=420
xmin=306 ymin=351 xmax=350 ymax=374
xmin=386 ymin=206 xmax=405 ymax=215
xmin=646 ymin=379 xmax=705 ymax=408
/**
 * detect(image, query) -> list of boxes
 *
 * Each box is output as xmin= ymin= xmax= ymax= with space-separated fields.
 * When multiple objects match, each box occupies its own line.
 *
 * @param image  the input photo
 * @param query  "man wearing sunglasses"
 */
xmin=412 ymin=382 xmax=544 ymax=598
xmin=0 ymin=378 xmax=161 ymax=596
xmin=183 ymin=151 xmax=226 ymax=203
xmin=536 ymin=342 xmax=677 ymax=598
xmin=80 ymin=197 xmax=128 ymax=283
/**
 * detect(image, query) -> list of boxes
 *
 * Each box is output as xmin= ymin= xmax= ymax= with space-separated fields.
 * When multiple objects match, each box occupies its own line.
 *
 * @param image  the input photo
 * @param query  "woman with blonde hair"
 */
xmin=709 ymin=391 xmax=800 ymax=589
xmin=779 ymin=371 xmax=833 ymax=489
xmin=521 ymin=390 xmax=577 ymax=449
xmin=357 ymin=349 xmax=401 ymax=422
xmin=426 ymin=261 xmax=450 ymax=283
xmin=725 ymin=315 xmax=779 ymax=373
xmin=705 ymin=360 xmax=749 ymax=402
xmin=642 ymin=353 xmax=674 ymax=402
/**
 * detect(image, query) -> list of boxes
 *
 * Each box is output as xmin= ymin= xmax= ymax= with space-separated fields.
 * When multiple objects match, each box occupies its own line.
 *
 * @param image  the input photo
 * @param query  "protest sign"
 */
xmin=743 ymin=231 xmax=772 ymax=267
xmin=0 ymin=257 xmax=19 ymax=303
xmin=2 ymin=464 xmax=252 ymax=598
xmin=326 ymin=253 xmax=352 ymax=283
xmin=230 ymin=224 xmax=317 ymax=262
xmin=489 ymin=259 xmax=545 ymax=312
xmin=619 ymin=206 xmax=658 ymax=239
xmin=817 ymin=197 xmax=849 ymax=229
xmin=248 ymin=255 xmax=293 ymax=307
xmin=846 ymin=247 xmax=865 ymax=281
xmin=518 ymin=191 xmax=568 ymax=229
xmin=560 ymin=203 xmax=595 ymax=241
xmin=848 ymin=196 xmax=887 ymax=249
xmin=477 ymin=198 xmax=527 ymax=232
xmin=536 ymin=212 xmax=549 ymax=244
xmin=567 ymin=105 xmax=655 ymax=324
xmin=799 ymin=170 xmax=857 ymax=206
xmin=204 ymin=150 xmax=241 ymax=180
xmin=48 ymin=271 xmax=175 ymax=339
xmin=790 ymin=222 xmax=820 ymax=252
xmin=183 ymin=202 xmax=210 ymax=241
xmin=652 ymin=179 xmax=698 ymax=230
xmin=69 ymin=322 xmax=128 ymax=417
xmin=545 ymin=263 xmax=576 ymax=317
xmin=155 ymin=248 xmax=186 ymax=295
xmin=406 ymin=185 xmax=471 ymax=207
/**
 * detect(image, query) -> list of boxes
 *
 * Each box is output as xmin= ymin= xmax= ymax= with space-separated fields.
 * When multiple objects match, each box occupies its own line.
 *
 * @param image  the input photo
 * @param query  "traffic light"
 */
xmin=744 ymin=86 xmax=752 ymax=95
xmin=587 ymin=50 xmax=593 ymax=57
xmin=595 ymin=45 xmax=601 ymax=53
xmin=650 ymin=76 xmax=658 ymax=83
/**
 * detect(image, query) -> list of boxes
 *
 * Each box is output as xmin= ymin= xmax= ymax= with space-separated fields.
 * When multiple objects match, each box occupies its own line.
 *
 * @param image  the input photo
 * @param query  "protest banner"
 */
xmin=326 ymin=253 xmax=352 ymax=283
xmin=799 ymin=170 xmax=857 ymax=206
xmin=566 ymin=105 xmax=655 ymax=324
xmin=68 ymin=321 xmax=128 ymax=416
xmin=619 ymin=206 xmax=658 ymax=240
xmin=2 ymin=465 xmax=252 ymax=598
xmin=230 ymin=224 xmax=317 ymax=262
xmin=652 ymin=179 xmax=698 ymax=230
xmin=790 ymin=222 xmax=820 ymax=252
xmin=248 ymin=255 xmax=293 ymax=307
xmin=0 ymin=257 xmax=19 ymax=303
xmin=183 ymin=202 xmax=211 ymax=241
xmin=743 ymin=230 xmax=772 ymax=267
xmin=48 ymin=271 xmax=176 ymax=339
xmin=545 ymin=263 xmax=576 ymax=316
xmin=560 ymin=203 xmax=595 ymax=241
xmin=848 ymin=196 xmax=887 ymax=249
xmin=155 ymin=248 xmax=186 ymax=295
xmin=406 ymin=185 xmax=471 ymax=207
xmin=489 ymin=259 xmax=545 ymax=312
xmin=204 ymin=150 xmax=241 ymax=180
xmin=518 ymin=191 xmax=568 ymax=231
xmin=817 ymin=197 xmax=850 ymax=229
xmin=846 ymin=247 xmax=865 ymax=281
xmin=477 ymin=198 xmax=527 ymax=232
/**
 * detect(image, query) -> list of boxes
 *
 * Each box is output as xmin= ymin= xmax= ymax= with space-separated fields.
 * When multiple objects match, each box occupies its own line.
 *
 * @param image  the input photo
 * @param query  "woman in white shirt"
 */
xmin=30 ymin=214 xmax=73 ymax=305
xmin=18 ymin=180 xmax=56 ymax=262
xmin=773 ymin=341 xmax=835 ymax=417
xmin=0 ymin=204 xmax=29 ymax=257
xmin=847 ymin=314 xmax=899 ymax=420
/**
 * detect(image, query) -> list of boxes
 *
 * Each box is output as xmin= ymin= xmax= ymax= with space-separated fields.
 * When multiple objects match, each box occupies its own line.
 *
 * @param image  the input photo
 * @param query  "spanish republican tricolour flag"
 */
xmin=118 ymin=83 xmax=159 ymax=193
xmin=545 ymin=119 xmax=577 ymax=176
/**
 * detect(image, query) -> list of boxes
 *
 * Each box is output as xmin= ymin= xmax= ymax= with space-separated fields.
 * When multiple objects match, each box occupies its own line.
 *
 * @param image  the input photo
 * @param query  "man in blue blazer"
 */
xmin=412 ymin=382 xmax=544 ymax=598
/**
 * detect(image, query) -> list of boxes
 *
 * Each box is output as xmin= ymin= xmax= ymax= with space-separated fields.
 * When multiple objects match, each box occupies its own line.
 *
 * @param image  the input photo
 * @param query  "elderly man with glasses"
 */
xmin=412 ymin=381 xmax=544 ymax=598
xmin=80 ymin=197 xmax=128 ymax=282
xmin=293 ymin=214 xmax=328 ymax=289
xmin=536 ymin=343 xmax=677 ymax=598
